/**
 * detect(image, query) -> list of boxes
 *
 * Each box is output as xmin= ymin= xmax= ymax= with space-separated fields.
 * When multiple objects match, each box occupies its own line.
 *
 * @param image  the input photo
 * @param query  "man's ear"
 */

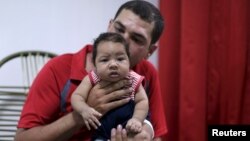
xmin=146 ymin=45 xmax=158 ymax=59
xmin=108 ymin=19 xmax=114 ymax=30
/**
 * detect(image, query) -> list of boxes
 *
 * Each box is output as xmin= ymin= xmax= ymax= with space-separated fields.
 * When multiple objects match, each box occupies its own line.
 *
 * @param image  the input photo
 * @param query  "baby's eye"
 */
xmin=117 ymin=57 xmax=125 ymax=61
xmin=100 ymin=59 xmax=108 ymax=62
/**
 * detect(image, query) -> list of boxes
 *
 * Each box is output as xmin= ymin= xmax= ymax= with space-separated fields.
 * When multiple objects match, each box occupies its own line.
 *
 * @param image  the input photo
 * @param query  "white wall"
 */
xmin=0 ymin=0 xmax=159 ymax=86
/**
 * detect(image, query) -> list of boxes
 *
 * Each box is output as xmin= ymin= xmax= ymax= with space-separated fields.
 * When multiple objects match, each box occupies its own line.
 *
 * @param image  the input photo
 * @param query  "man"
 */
xmin=14 ymin=1 xmax=167 ymax=141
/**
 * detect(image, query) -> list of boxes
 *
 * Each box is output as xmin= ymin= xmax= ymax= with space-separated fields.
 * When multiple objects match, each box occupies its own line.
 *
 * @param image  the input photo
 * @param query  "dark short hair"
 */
xmin=114 ymin=0 xmax=164 ymax=44
xmin=92 ymin=32 xmax=130 ymax=65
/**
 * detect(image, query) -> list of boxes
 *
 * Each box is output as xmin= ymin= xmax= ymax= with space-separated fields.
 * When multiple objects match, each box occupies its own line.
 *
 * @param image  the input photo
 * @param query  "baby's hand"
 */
xmin=81 ymin=107 xmax=102 ymax=130
xmin=125 ymin=118 xmax=142 ymax=133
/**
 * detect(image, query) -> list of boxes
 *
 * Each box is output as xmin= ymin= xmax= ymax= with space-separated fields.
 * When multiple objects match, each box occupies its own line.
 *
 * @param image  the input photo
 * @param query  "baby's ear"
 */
xmin=146 ymin=45 xmax=158 ymax=59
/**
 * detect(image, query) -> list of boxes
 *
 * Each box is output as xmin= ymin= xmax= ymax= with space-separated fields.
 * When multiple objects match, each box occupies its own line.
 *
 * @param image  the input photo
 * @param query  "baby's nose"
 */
xmin=109 ymin=60 xmax=118 ymax=69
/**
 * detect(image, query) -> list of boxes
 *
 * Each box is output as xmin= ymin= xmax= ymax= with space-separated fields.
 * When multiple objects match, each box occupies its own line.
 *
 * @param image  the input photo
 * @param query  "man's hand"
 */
xmin=110 ymin=124 xmax=153 ymax=141
xmin=110 ymin=125 xmax=128 ymax=141
xmin=87 ymin=79 xmax=132 ymax=114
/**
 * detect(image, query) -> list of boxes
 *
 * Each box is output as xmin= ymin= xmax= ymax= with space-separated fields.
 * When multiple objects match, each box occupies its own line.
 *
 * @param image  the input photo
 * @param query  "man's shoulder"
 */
xmin=48 ymin=45 xmax=90 ymax=68
xmin=134 ymin=60 xmax=157 ymax=73
xmin=133 ymin=60 xmax=158 ymax=80
xmin=47 ymin=53 xmax=73 ymax=67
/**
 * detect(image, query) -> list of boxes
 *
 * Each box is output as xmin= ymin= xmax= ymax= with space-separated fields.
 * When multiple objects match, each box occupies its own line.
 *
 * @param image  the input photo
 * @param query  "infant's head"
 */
xmin=92 ymin=32 xmax=130 ymax=82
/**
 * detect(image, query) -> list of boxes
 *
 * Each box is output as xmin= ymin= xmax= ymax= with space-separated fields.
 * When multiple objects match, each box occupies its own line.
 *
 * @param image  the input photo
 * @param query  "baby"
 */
xmin=71 ymin=32 xmax=149 ymax=140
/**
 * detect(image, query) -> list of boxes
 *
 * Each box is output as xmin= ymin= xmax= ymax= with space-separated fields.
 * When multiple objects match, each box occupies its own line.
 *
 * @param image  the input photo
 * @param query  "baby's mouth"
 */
xmin=109 ymin=72 xmax=120 ymax=78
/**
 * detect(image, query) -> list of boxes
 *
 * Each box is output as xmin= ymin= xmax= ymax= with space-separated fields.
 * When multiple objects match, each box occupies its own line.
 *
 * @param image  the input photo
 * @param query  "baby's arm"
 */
xmin=71 ymin=76 xmax=102 ymax=130
xmin=126 ymin=84 xmax=149 ymax=133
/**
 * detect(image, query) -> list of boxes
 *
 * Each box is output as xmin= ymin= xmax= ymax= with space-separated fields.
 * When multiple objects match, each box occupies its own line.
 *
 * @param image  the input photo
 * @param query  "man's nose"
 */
xmin=122 ymin=33 xmax=130 ymax=44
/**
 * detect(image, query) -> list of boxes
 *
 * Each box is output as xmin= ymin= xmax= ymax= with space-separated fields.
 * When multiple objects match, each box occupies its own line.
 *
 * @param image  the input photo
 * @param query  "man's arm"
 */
xmin=15 ymin=79 xmax=133 ymax=141
xmin=15 ymin=111 xmax=83 ymax=141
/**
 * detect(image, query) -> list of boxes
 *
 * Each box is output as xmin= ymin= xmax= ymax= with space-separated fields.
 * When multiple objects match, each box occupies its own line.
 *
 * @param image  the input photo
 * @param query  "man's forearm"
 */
xmin=15 ymin=111 xmax=83 ymax=141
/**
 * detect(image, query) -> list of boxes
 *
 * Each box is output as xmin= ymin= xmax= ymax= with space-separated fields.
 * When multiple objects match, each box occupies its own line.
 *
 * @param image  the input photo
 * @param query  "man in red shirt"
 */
xmin=15 ymin=1 xmax=167 ymax=141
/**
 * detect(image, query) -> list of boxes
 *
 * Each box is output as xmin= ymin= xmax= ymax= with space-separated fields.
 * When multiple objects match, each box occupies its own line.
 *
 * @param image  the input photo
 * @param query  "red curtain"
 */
xmin=159 ymin=0 xmax=250 ymax=141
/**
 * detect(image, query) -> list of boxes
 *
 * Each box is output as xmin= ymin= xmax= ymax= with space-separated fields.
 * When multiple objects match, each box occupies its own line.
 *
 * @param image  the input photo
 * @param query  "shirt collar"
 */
xmin=70 ymin=44 xmax=93 ymax=81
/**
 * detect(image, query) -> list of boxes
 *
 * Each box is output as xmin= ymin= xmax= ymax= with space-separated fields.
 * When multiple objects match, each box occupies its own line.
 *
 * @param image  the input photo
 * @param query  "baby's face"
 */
xmin=95 ymin=41 xmax=130 ymax=82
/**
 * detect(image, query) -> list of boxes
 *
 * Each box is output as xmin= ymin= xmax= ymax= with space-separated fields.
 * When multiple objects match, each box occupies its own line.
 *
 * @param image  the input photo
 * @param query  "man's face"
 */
xmin=108 ymin=9 xmax=154 ymax=67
